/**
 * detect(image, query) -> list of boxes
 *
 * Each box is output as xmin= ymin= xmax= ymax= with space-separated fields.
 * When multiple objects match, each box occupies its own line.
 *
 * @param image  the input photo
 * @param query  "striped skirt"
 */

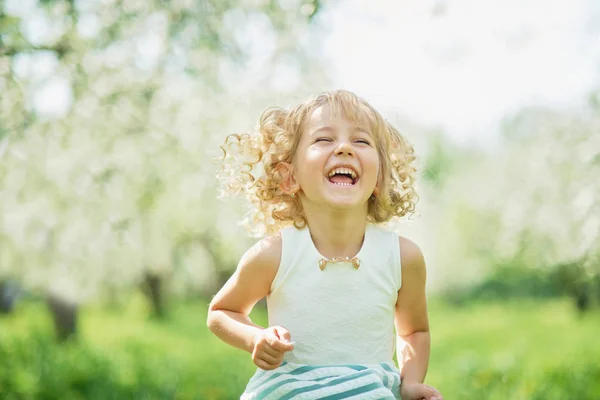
xmin=241 ymin=362 xmax=401 ymax=400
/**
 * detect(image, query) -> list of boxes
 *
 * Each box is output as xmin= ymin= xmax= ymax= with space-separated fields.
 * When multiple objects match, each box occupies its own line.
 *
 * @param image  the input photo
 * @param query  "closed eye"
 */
xmin=355 ymin=139 xmax=371 ymax=145
xmin=315 ymin=137 xmax=333 ymax=143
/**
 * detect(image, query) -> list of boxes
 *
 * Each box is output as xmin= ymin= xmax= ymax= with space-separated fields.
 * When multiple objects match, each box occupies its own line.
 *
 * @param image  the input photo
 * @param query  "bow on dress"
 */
xmin=319 ymin=257 xmax=361 ymax=271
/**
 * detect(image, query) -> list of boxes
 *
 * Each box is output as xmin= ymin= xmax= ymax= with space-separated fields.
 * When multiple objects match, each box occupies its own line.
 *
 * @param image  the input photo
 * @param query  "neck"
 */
xmin=302 ymin=203 xmax=369 ymax=259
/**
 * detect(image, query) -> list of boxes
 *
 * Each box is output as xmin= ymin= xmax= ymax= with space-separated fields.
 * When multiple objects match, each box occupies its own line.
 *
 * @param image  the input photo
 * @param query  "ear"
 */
xmin=372 ymin=168 xmax=382 ymax=197
xmin=275 ymin=162 xmax=300 ymax=194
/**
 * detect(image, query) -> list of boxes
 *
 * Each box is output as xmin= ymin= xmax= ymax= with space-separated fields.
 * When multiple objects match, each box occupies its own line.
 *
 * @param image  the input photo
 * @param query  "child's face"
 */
xmin=292 ymin=106 xmax=380 ymax=210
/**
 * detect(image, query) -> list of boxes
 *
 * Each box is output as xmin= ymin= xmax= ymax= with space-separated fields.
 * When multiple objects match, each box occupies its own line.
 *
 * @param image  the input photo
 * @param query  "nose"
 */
xmin=335 ymin=140 xmax=354 ymax=157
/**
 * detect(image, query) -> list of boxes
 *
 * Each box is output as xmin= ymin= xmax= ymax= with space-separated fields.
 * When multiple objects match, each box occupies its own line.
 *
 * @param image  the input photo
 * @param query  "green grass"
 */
xmin=427 ymin=299 xmax=600 ymax=399
xmin=1 ymin=296 xmax=599 ymax=399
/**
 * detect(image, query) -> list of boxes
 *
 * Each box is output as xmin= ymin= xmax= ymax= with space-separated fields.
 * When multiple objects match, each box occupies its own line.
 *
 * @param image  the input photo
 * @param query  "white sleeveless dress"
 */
xmin=241 ymin=224 xmax=403 ymax=400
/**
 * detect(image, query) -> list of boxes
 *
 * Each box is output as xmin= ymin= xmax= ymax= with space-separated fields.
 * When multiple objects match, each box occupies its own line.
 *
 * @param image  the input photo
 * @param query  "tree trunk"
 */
xmin=0 ymin=280 xmax=18 ymax=314
xmin=575 ymin=288 xmax=590 ymax=313
xmin=143 ymin=272 xmax=166 ymax=319
xmin=46 ymin=294 xmax=78 ymax=342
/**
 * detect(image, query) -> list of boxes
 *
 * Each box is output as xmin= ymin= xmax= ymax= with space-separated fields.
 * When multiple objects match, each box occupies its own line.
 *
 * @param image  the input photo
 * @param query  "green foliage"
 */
xmin=1 ymin=298 xmax=600 ymax=399
xmin=442 ymin=264 xmax=559 ymax=305
xmin=421 ymin=133 xmax=460 ymax=187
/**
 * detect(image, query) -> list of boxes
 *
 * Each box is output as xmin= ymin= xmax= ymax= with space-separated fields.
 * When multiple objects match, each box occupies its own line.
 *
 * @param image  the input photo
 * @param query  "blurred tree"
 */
xmin=424 ymin=104 xmax=600 ymax=309
xmin=0 ymin=0 xmax=329 ymax=339
xmin=499 ymin=107 xmax=600 ymax=310
xmin=421 ymin=131 xmax=483 ymax=188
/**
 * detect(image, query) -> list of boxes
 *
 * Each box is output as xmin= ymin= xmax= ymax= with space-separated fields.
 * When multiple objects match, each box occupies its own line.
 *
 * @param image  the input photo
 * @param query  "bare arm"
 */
xmin=207 ymin=235 xmax=281 ymax=353
xmin=395 ymin=236 xmax=431 ymax=385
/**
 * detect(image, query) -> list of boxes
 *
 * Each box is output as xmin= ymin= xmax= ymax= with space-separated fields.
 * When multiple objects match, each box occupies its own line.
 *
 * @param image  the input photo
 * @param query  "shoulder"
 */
xmin=397 ymin=236 xmax=426 ymax=282
xmin=398 ymin=236 xmax=425 ymax=266
xmin=239 ymin=232 xmax=283 ymax=276
xmin=208 ymin=233 xmax=283 ymax=315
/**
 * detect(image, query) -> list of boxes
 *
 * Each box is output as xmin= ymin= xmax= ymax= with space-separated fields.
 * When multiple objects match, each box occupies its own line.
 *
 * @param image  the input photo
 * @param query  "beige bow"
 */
xmin=319 ymin=256 xmax=361 ymax=271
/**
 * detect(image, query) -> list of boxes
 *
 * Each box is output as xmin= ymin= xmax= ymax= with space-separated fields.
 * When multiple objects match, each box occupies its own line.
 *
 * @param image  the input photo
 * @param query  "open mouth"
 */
xmin=327 ymin=167 xmax=359 ymax=186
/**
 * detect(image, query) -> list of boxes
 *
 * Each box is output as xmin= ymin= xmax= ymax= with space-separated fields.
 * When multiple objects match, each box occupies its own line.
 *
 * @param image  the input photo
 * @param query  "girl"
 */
xmin=207 ymin=90 xmax=443 ymax=400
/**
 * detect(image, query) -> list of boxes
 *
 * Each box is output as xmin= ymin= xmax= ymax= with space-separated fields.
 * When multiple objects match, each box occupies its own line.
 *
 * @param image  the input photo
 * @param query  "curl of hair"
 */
xmin=217 ymin=90 xmax=418 ymax=236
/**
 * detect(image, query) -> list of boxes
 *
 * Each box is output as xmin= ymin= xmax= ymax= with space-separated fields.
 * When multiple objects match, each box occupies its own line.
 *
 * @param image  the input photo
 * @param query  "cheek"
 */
xmin=305 ymin=146 xmax=326 ymax=160
xmin=366 ymin=153 xmax=381 ymax=178
xmin=294 ymin=154 xmax=323 ymax=182
xmin=304 ymin=149 xmax=328 ymax=171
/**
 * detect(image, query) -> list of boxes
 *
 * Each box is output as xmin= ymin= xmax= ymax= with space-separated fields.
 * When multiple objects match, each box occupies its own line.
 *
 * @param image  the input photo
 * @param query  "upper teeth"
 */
xmin=328 ymin=168 xmax=357 ymax=179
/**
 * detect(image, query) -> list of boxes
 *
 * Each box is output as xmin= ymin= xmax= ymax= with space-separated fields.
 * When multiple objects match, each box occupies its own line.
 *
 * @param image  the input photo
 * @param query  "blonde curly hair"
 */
xmin=217 ymin=90 xmax=418 ymax=236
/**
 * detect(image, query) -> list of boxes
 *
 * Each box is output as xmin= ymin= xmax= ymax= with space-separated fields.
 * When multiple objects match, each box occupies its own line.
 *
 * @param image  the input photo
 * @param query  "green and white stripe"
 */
xmin=241 ymin=362 xmax=401 ymax=400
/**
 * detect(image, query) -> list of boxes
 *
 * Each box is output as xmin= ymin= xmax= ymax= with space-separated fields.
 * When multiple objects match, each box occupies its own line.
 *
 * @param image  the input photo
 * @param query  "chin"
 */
xmin=325 ymin=196 xmax=367 ymax=210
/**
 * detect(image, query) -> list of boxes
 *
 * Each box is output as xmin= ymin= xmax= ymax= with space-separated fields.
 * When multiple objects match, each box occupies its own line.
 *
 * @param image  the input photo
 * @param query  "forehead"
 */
xmin=304 ymin=104 xmax=374 ymax=132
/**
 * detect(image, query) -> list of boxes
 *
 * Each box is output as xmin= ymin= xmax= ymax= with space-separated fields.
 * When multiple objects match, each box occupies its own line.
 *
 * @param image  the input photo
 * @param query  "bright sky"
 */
xmin=318 ymin=0 xmax=600 ymax=144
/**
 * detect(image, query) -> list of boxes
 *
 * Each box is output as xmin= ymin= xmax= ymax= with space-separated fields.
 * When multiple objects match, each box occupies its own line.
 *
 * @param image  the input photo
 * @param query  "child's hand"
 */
xmin=400 ymin=382 xmax=443 ymax=400
xmin=251 ymin=326 xmax=294 ymax=370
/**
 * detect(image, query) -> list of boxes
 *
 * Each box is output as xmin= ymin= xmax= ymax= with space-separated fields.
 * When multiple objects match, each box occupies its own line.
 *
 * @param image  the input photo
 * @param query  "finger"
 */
xmin=262 ymin=345 xmax=283 ymax=358
xmin=255 ymin=358 xmax=277 ymax=371
xmin=265 ymin=330 xmax=283 ymax=347
xmin=272 ymin=326 xmax=292 ymax=342
xmin=413 ymin=387 xmax=435 ymax=399
xmin=426 ymin=387 xmax=443 ymax=400
xmin=258 ymin=352 xmax=283 ymax=366
xmin=271 ymin=339 xmax=294 ymax=352
xmin=266 ymin=330 xmax=294 ymax=352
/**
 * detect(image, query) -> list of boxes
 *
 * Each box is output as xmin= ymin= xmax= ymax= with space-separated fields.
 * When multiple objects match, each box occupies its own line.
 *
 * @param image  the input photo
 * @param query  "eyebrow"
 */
xmin=309 ymin=126 xmax=334 ymax=135
xmin=352 ymin=126 xmax=371 ymax=136
xmin=309 ymin=126 xmax=371 ymax=136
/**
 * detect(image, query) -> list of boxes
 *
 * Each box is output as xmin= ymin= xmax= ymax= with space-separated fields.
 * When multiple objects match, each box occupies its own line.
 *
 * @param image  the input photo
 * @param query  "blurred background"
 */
xmin=1 ymin=0 xmax=599 ymax=399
